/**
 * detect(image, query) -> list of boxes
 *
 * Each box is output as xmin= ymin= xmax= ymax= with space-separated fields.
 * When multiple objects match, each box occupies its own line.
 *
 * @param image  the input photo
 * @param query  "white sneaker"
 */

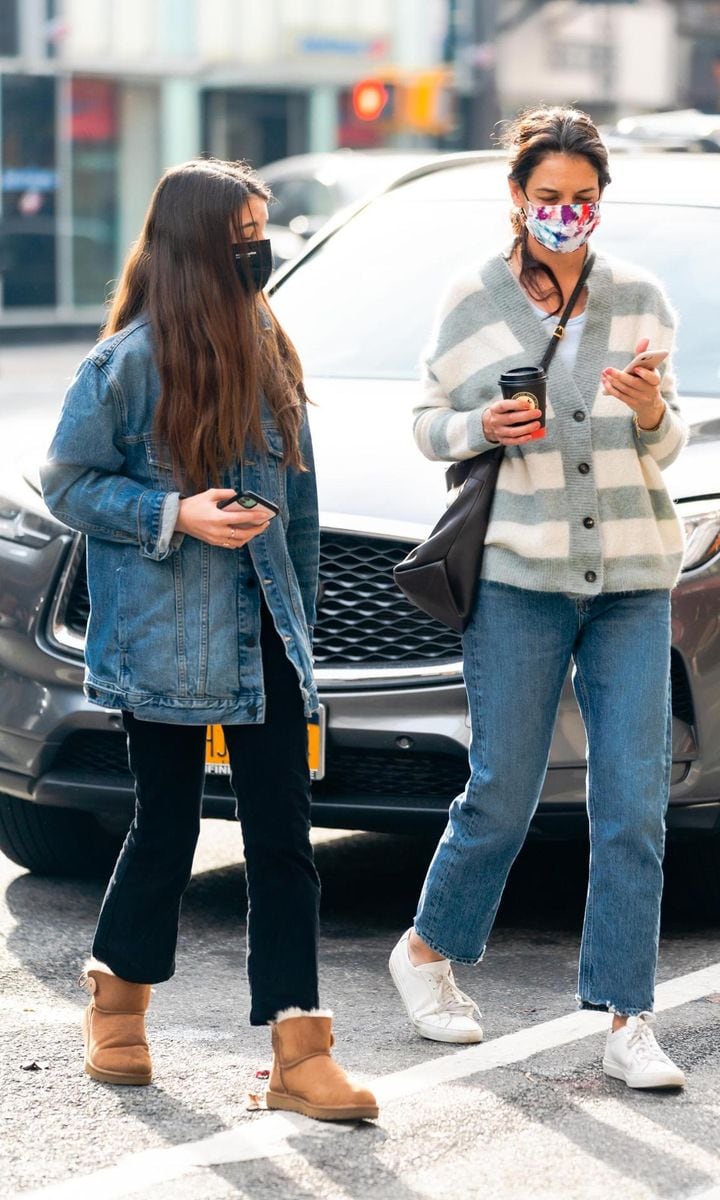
xmin=602 ymin=1012 xmax=685 ymax=1089
xmin=389 ymin=929 xmax=483 ymax=1044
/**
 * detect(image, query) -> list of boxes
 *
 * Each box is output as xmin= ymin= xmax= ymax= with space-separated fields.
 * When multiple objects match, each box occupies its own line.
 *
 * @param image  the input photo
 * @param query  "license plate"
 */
xmin=205 ymin=704 xmax=326 ymax=781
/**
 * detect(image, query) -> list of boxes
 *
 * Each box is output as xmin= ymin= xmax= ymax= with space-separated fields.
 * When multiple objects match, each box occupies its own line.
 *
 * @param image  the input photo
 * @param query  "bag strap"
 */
xmin=539 ymin=251 xmax=595 ymax=373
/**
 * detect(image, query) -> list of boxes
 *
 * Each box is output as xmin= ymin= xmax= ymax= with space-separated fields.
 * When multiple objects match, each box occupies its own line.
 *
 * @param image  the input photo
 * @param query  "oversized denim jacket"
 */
xmin=41 ymin=316 xmax=320 ymax=724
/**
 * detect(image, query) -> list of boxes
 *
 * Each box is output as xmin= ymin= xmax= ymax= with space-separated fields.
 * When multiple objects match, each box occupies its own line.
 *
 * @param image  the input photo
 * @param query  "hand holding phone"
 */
xmin=216 ymin=490 xmax=280 ymax=516
xmin=175 ymin=487 xmax=278 ymax=548
xmin=623 ymin=349 xmax=668 ymax=375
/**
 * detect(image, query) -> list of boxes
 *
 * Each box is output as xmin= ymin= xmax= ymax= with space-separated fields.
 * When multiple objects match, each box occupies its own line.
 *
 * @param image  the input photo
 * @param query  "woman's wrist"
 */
xmin=482 ymin=409 xmax=499 ymax=444
xmin=174 ymin=498 xmax=188 ymax=534
xmin=634 ymin=399 xmax=666 ymax=432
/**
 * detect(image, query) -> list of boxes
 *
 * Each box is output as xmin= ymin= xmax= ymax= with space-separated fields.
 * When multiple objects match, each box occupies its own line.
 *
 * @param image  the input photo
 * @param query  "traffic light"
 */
xmin=350 ymin=69 xmax=454 ymax=135
xmin=405 ymin=69 xmax=454 ymax=136
xmin=352 ymin=78 xmax=396 ymax=123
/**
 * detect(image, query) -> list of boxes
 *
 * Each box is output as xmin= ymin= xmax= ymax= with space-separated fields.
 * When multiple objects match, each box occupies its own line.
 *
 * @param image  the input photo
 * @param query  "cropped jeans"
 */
xmin=93 ymin=602 xmax=321 ymax=1025
xmin=414 ymin=581 xmax=672 ymax=1016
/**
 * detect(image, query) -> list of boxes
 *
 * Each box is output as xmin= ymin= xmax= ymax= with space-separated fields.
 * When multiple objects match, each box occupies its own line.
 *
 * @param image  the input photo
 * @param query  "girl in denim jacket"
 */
xmin=42 ymin=158 xmax=377 ymax=1121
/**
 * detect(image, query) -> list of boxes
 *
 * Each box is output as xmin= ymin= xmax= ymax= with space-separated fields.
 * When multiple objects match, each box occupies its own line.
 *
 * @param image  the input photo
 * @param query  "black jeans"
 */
xmin=93 ymin=604 xmax=321 ymax=1024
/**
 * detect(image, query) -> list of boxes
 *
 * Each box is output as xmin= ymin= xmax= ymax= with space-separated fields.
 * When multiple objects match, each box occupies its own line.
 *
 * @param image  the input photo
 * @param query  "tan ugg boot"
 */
xmin=81 ymin=969 xmax=153 ymax=1086
xmin=266 ymin=1009 xmax=378 ymax=1121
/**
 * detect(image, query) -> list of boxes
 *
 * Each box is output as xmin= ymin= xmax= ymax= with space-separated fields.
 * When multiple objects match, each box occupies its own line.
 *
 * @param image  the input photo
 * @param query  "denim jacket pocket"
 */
xmin=259 ymin=423 xmax=287 ymax=510
xmin=143 ymin=436 xmax=179 ymax=489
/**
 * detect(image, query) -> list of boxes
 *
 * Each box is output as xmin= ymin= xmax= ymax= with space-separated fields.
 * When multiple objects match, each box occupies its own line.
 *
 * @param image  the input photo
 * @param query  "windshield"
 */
xmin=271 ymin=193 xmax=719 ymax=396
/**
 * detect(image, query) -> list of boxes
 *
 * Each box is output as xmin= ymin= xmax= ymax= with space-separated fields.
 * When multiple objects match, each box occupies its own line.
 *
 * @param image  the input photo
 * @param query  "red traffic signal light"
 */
xmin=352 ymin=78 xmax=391 ymax=122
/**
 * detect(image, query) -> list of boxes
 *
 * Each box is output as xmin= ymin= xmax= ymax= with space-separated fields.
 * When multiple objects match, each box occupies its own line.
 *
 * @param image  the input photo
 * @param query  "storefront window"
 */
xmin=0 ymin=74 xmax=57 ymax=308
xmin=70 ymin=78 xmax=119 ymax=305
xmin=203 ymin=89 xmax=307 ymax=168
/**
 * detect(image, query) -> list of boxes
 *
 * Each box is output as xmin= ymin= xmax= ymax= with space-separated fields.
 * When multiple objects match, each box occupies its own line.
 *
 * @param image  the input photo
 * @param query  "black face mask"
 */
xmin=232 ymin=239 xmax=273 ymax=292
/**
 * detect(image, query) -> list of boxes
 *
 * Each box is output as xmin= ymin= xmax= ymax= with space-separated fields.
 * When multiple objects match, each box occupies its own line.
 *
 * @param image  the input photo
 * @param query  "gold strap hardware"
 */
xmin=552 ymin=325 xmax=565 ymax=340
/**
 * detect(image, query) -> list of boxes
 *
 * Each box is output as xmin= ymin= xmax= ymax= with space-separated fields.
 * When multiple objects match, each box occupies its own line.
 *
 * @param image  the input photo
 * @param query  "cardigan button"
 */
xmin=583 ymin=516 xmax=595 ymax=529
xmin=578 ymin=462 xmax=590 ymax=474
xmin=573 ymin=410 xmax=586 ymax=422
xmin=585 ymin=570 xmax=597 ymax=583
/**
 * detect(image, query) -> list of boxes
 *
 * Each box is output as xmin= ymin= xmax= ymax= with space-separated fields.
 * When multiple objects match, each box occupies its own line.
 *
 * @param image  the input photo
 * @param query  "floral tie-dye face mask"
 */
xmin=524 ymin=201 xmax=601 ymax=253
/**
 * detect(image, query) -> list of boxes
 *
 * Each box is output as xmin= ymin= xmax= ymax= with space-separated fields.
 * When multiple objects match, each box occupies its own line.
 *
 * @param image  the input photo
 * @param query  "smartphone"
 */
xmin=623 ymin=349 xmax=669 ymax=374
xmin=216 ymin=489 xmax=280 ymax=515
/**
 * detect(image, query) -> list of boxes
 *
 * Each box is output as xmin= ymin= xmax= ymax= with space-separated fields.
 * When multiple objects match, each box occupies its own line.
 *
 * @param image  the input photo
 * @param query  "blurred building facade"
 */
xmin=0 ymin=0 xmax=717 ymax=328
xmin=0 ymin=0 xmax=445 ymax=328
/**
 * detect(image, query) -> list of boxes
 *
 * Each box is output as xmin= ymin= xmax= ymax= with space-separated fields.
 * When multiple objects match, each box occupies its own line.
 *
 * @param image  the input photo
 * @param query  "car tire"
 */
xmin=685 ymin=836 xmax=720 ymax=921
xmin=665 ymin=835 xmax=720 ymax=922
xmin=0 ymin=794 xmax=123 ymax=879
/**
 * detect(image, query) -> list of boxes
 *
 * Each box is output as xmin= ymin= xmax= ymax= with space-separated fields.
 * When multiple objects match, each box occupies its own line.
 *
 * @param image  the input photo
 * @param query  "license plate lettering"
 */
xmin=205 ymin=704 xmax=325 ymax=781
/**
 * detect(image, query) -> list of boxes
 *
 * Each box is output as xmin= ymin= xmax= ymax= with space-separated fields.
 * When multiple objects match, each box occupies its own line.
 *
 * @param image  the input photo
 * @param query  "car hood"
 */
xmin=20 ymin=379 xmax=719 ymax=525
xmin=306 ymin=377 xmax=720 ymax=535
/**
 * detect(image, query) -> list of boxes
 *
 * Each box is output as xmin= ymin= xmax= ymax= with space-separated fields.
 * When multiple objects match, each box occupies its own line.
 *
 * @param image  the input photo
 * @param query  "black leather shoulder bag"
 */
xmin=393 ymin=254 xmax=595 ymax=633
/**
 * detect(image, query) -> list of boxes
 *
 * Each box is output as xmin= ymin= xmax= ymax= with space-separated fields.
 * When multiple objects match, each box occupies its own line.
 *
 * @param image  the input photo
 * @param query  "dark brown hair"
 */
xmin=104 ymin=157 xmax=306 ymax=491
xmin=499 ymin=106 xmax=611 ymax=313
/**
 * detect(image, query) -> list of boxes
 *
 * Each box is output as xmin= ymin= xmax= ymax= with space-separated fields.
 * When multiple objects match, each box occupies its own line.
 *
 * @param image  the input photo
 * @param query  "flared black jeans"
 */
xmin=92 ymin=604 xmax=321 ymax=1024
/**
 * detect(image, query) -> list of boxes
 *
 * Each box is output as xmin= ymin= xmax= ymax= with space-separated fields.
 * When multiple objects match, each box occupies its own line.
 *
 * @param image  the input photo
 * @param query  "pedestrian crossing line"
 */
xmin=576 ymin=1096 xmax=720 ymax=1180
xmin=13 ymin=1112 xmax=357 ymax=1200
xmin=12 ymin=959 xmax=720 ymax=1200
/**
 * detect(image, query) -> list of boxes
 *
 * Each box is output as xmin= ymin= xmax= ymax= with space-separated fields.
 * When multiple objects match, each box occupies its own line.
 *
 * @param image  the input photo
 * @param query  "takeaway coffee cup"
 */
xmin=498 ymin=366 xmax=547 ymax=440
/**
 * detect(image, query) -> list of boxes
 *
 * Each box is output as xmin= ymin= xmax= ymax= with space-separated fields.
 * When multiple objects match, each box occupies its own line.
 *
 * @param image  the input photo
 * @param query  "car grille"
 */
xmin=52 ymin=731 xmax=467 ymax=807
xmin=312 ymin=747 xmax=468 ymax=804
xmin=54 ymin=539 xmax=696 ymax=722
xmin=670 ymin=650 xmax=695 ymax=726
xmin=315 ymin=533 xmax=460 ymax=666
xmin=59 ymin=533 xmax=463 ymax=674
xmin=55 ymin=731 xmax=130 ymax=775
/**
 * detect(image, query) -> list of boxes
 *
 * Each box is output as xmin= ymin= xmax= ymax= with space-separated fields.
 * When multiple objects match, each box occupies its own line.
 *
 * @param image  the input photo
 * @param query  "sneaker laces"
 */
xmin=626 ymin=1013 xmax=666 ymax=1063
xmin=430 ymin=968 xmax=480 ymax=1019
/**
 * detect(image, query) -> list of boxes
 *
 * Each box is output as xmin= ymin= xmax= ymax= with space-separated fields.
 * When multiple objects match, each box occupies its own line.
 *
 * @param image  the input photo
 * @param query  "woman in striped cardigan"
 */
xmin=389 ymin=106 xmax=687 ymax=1090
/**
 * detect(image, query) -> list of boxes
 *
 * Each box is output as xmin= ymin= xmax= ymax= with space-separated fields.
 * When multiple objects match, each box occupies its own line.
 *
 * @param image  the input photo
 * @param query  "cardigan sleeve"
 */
xmin=632 ymin=283 xmax=689 ymax=470
xmin=412 ymin=365 xmax=498 ymax=462
xmin=412 ymin=273 xmax=499 ymax=463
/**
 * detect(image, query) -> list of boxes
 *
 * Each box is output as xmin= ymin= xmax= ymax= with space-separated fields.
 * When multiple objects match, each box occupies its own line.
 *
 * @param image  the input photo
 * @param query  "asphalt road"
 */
xmin=1 ymin=820 xmax=719 ymax=1200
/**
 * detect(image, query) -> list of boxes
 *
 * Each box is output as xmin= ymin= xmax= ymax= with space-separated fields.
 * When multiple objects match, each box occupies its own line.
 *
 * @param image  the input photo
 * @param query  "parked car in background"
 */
xmin=604 ymin=109 xmax=720 ymax=153
xmin=260 ymin=149 xmax=443 ymax=263
xmin=1 ymin=153 xmax=719 ymax=911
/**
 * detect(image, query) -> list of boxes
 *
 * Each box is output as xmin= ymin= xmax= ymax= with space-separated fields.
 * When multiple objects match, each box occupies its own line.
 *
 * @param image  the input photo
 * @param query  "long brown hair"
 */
xmin=499 ymin=106 xmax=611 ymax=313
xmin=104 ymin=157 xmax=306 ymax=490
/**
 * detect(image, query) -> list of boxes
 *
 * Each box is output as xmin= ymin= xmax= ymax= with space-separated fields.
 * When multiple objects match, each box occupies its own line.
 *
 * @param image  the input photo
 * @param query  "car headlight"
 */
xmin=0 ymin=494 xmax=58 ymax=549
xmin=679 ymin=499 xmax=720 ymax=571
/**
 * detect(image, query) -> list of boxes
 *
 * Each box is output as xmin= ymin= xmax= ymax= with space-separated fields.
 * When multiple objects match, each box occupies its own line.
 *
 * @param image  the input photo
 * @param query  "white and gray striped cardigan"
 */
xmin=414 ymin=250 xmax=688 ymax=595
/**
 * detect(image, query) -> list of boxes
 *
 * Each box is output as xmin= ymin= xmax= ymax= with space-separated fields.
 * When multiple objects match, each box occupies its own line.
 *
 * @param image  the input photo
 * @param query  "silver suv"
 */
xmin=1 ymin=154 xmax=719 ymax=909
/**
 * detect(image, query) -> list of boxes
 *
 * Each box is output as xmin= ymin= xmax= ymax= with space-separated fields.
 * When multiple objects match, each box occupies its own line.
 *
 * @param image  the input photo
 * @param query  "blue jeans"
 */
xmin=414 ymin=582 xmax=672 ymax=1016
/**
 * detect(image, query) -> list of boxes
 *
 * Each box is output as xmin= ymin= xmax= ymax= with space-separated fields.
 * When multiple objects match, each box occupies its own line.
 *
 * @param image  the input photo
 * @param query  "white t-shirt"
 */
xmin=531 ymin=305 xmax=587 ymax=373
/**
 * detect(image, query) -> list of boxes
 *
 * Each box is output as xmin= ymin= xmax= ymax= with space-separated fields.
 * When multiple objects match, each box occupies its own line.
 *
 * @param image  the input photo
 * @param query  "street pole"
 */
xmin=467 ymin=0 xmax=501 ymax=148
